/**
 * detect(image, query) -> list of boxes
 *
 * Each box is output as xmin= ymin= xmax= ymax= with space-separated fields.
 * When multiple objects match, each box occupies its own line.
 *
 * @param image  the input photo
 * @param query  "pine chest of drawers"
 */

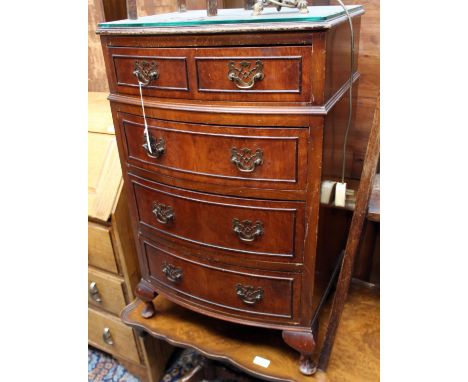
xmin=98 ymin=6 xmax=363 ymax=375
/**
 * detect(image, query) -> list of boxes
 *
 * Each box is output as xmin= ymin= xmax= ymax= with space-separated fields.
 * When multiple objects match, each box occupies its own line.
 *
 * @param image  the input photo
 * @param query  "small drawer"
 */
xmin=106 ymin=45 xmax=312 ymax=102
xmin=119 ymin=113 xmax=308 ymax=192
xmin=88 ymin=268 xmax=127 ymax=315
xmin=88 ymin=307 xmax=140 ymax=364
xmin=109 ymin=47 xmax=190 ymax=99
xmin=194 ymin=46 xmax=311 ymax=102
xmin=88 ymin=223 xmax=118 ymax=274
xmin=141 ymin=237 xmax=301 ymax=323
xmin=129 ymin=175 xmax=305 ymax=263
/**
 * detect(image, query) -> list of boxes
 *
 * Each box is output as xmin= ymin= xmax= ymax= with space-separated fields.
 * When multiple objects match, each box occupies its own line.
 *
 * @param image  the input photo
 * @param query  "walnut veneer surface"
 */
xmin=97 ymin=8 xmax=362 ymax=375
xmin=121 ymin=283 xmax=379 ymax=382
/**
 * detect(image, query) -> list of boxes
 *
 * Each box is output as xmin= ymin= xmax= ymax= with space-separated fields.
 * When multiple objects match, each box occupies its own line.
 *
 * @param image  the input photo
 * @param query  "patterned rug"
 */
xmin=88 ymin=348 xmax=140 ymax=382
xmin=88 ymin=347 xmax=203 ymax=382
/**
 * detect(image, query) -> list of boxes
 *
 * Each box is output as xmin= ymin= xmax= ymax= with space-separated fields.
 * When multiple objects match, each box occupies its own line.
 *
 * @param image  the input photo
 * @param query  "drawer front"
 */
xmin=88 ymin=223 xmax=118 ymax=274
xmin=112 ymin=50 xmax=189 ymax=97
xmin=107 ymin=45 xmax=312 ymax=102
xmin=130 ymin=175 xmax=305 ymax=262
xmin=141 ymin=237 xmax=300 ymax=322
xmin=88 ymin=268 xmax=127 ymax=315
xmin=88 ymin=307 xmax=140 ymax=364
xmin=120 ymin=113 xmax=308 ymax=191
xmin=194 ymin=47 xmax=309 ymax=101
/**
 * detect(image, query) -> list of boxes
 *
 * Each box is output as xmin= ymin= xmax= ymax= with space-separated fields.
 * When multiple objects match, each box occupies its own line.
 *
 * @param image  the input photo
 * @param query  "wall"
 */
xmin=89 ymin=0 xmax=109 ymax=92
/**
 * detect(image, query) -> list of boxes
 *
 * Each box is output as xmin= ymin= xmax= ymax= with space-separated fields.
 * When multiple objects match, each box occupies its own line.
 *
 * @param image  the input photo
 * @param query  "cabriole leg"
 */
xmin=135 ymin=280 xmax=158 ymax=319
xmin=282 ymin=329 xmax=317 ymax=375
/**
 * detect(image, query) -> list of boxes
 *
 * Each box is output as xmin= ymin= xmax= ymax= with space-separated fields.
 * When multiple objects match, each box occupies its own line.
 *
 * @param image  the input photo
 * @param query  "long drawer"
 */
xmin=88 ymin=307 xmax=140 ymax=364
xmin=106 ymin=45 xmax=313 ymax=102
xmin=129 ymin=174 xmax=305 ymax=263
xmin=140 ymin=236 xmax=301 ymax=324
xmin=88 ymin=267 xmax=127 ymax=316
xmin=119 ymin=112 xmax=308 ymax=192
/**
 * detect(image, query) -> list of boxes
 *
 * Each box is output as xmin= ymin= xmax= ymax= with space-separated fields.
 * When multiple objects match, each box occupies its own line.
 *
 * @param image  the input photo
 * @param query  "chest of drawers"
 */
xmin=98 ymin=6 xmax=362 ymax=375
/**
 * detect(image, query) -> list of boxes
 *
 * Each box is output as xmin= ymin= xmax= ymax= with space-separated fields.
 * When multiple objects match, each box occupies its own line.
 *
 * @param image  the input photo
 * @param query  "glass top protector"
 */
xmin=98 ymin=5 xmax=363 ymax=29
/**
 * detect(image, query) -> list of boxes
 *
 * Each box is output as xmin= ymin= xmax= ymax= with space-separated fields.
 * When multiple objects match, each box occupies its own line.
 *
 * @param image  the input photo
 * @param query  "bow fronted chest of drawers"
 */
xmin=97 ymin=5 xmax=363 ymax=375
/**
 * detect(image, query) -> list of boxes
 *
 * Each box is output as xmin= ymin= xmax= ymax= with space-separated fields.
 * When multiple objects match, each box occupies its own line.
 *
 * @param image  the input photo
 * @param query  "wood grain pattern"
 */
xmin=194 ymin=48 xmax=310 ymax=101
xmin=352 ymin=220 xmax=377 ymax=281
xmin=121 ymin=283 xmax=379 ymax=382
xmin=88 ymin=92 xmax=115 ymax=134
xmin=89 ymin=0 xmax=109 ymax=92
xmin=102 ymin=32 xmax=314 ymax=48
xmin=119 ymin=112 xmax=309 ymax=192
xmin=89 ymin=0 xmax=378 ymax=175
xmin=89 ymin=307 xmax=141 ymax=364
xmin=112 ymin=52 xmax=189 ymax=95
xmin=88 ymin=131 xmax=122 ymax=222
xmin=141 ymin=236 xmax=300 ymax=323
xmin=101 ymin=0 xmax=127 ymax=21
xmin=98 ymin=14 xmax=365 ymax=373
xmin=129 ymin=174 xmax=306 ymax=262
xmin=88 ymin=267 xmax=127 ymax=315
xmin=88 ymin=91 xmax=176 ymax=382
xmin=88 ymin=223 xmax=118 ymax=273
xmin=110 ymin=186 xmax=141 ymax=300
xmin=318 ymin=93 xmax=379 ymax=371
xmin=136 ymin=334 xmax=175 ymax=382
xmin=107 ymin=44 xmax=313 ymax=102
xmin=336 ymin=0 xmax=379 ymax=179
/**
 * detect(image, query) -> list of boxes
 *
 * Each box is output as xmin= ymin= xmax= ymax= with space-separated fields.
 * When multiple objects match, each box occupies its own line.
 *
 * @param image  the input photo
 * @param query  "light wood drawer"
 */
xmin=88 ymin=268 xmax=127 ymax=315
xmin=88 ymin=222 xmax=118 ymax=273
xmin=88 ymin=307 xmax=140 ymax=364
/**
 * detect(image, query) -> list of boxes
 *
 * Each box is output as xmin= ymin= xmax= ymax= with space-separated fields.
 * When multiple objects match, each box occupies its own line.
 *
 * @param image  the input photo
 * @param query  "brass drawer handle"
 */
xmin=152 ymin=202 xmax=175 ymax=224
xmin=233 ymin=219 xmax=264 ymax=242
xmin=89 ymin=281 xmax=102 ymax=303
xmin=227 ymin=60 xmax=264 ymax=89
xmin=142 ymin=133 xmax=165 ymax=159
xmin=133 ymin=60 xmax=159 ymax=86
xmin=236 ymin=284 xmax=264 ymax=305
xmin=162 ymin=262 xmax=183 ymax=283
xmin=231 ymin=147 xmax=263 ymax=173
xmin=102 ymin=327 xmax=114 ymax=345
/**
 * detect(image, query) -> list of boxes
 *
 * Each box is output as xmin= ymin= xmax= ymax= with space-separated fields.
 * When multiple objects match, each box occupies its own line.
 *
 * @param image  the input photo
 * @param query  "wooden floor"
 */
xmin=318 ymin=283 xmax=379 ymax=382
xmin=122 ymin=283 xmax=379 ymax=382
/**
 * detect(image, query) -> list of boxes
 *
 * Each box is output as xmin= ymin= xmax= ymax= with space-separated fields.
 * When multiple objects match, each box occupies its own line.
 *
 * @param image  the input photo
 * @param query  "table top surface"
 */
xmin=98 ymin=5 xmax=362 ymax=29
xmin=121 ymin=283 xmax=379 ymax=382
